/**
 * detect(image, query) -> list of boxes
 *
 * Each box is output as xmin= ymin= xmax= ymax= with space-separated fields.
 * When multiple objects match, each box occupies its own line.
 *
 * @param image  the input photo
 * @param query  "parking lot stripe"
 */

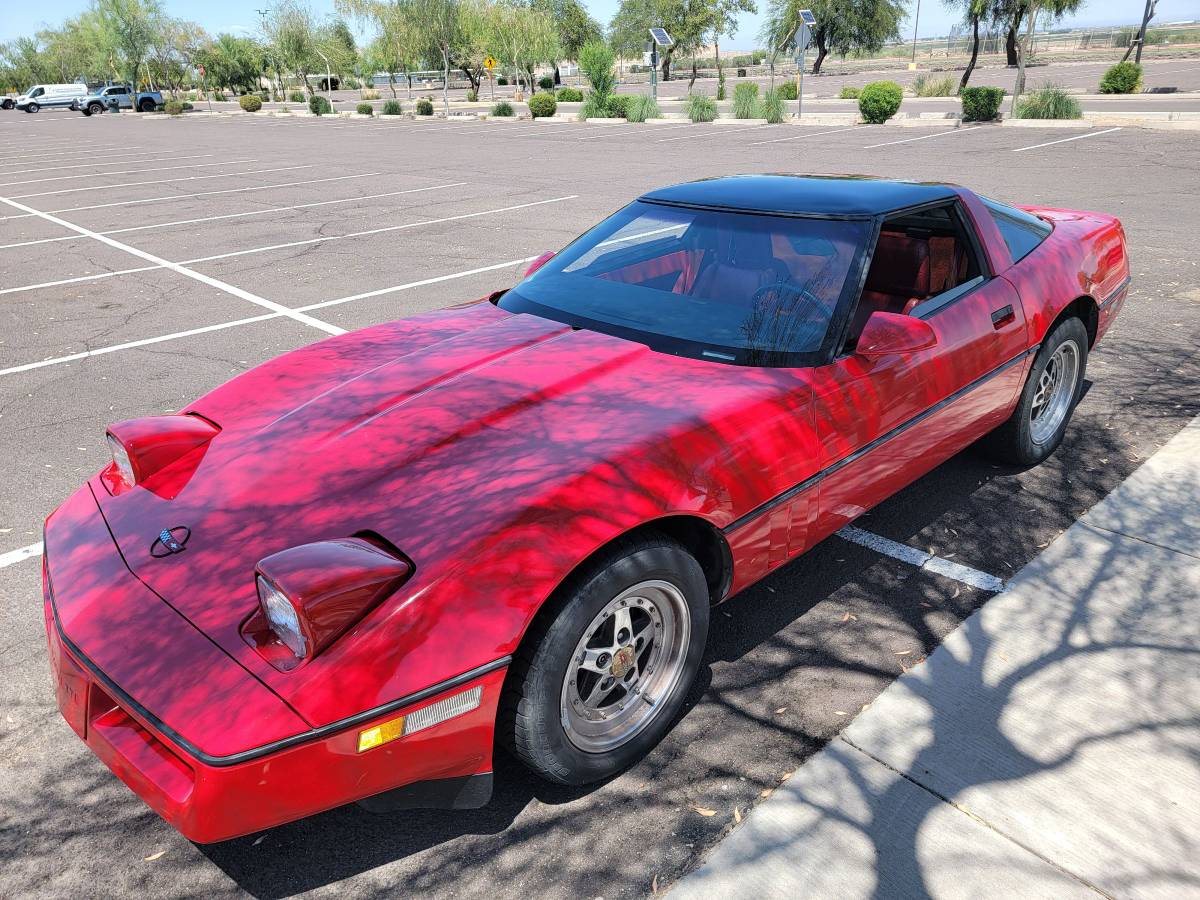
xmin=0 ymin=183 xmax=469 ymax=251
xmin=837 ymin=525 xmax=1006 ymax=592
xmin=0 ymin=193 xmax=345 ymax=336
xmin=655 ymin=124 xmax=775 ymax=143
xmin=0 ymin=265 xmax=161 ymax=297
xmin=178 ymin=195 xmax=578 ymax=266
xmin=863 ymin=126 xmax=981 ymax=149
xmin=4 ymin=150 xmax=214 ymax=176
xmin=0 ymin=145 xmax=146 ymax=163
xmin=10 ymin=160 xmax=264 ymax=199
xmin=4 ymin=156 xmax=240 ymax=187
xmin=1011 ymin=127 xmax=1122 ymax=152
xmin=750 ymin=126 xmax=850 ymax=145
xmin=0 ymin=542 xmax=42 ymax=569
xmin=0 ymin=256 xmax=538 ymax=377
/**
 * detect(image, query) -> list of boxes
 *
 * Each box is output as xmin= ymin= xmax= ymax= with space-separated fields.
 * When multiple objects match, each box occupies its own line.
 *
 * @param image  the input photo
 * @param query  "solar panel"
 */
xmin=799 ymin=9 xmax=817 ymax=25
xmin=649 ymin=27 xmax=675 ymax=47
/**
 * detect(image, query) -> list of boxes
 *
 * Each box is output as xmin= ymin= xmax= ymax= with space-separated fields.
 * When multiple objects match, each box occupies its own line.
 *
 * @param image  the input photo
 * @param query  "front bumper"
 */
xmin=42 ymin=490 xmax=506 ymax=843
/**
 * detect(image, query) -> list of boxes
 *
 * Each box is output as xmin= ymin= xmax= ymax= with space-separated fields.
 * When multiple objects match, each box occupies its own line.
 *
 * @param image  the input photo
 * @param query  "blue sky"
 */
xmin=4 ymin=0 xmax=1196 ymax=50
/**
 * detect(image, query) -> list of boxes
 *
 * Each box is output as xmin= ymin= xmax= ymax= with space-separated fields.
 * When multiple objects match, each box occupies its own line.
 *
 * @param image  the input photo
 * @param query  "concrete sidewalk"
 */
xmin=672 ymin=419 xmax=1200 ymax=900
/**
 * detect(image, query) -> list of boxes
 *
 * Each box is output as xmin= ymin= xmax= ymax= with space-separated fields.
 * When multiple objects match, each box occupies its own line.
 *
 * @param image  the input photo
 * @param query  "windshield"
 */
xmin=499 ymin=200 xmax=869 ymax=366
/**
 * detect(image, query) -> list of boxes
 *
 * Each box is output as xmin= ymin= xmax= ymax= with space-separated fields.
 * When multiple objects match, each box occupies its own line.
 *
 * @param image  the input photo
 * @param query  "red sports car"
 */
xmin=43 ymin=175 xmax=1129 ymax=842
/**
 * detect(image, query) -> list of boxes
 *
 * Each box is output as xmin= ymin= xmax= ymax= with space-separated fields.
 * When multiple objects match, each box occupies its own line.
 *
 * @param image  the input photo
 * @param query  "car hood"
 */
xmin=92 ymin=301 xmax=783 ymax=718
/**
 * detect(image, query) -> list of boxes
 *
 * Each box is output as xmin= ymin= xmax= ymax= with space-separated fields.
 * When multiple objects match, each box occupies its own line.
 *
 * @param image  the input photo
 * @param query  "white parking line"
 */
xmin=10 ymin=160 xmax=264 ymax=198
xmin=0 ymin=145 xmax=147 ymax=163
xmin=863 ymin=126 xmax=981 ymax=149
xmin=837 ymin=525 xmax=1006 ymax=592
xmin=0 ymin=194 xmax=575 ymax=296
xmin=0 ymin=183 xmax=469 ymax=251
xmin=0 ymin=542 xmax=42 ymax=569
xmin=2 ymin=151 xmax=220 ymax=177
xmin=0 ymin=193 xmax=345 ymax=336
xmin=751 ymin=126 xmax=849 ymax=145
xmin=0 ymin=256 xmax=538 ymax=377
xmin=1011 ymin=127 xmax=1122 ymax=152
xmin=5 ymin=156 xmax=240 ymax=187
xmin=655 ymin=124 xmax=775 ymax=143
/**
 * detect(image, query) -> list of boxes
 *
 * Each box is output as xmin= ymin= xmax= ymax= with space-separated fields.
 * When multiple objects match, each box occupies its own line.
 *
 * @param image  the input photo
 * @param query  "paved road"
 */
xmin=1 ymin=112 xmax=1198 ymax=898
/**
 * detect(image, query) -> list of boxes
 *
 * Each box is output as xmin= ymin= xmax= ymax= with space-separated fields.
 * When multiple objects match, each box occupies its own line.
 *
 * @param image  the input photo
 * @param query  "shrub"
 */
xmin=466 ymin=89 xmax=478 ymax=101
xmin=213 ymin=92 xmax=226 ymax=101
xmin=732 ymin=81 xmax=759 ymax=118
xmin=497 ymin=75 xmax=508 ymax=85
xmin=309 ymin=95 xmax=332 ymax=115
xmin=557 ymin=86 xmax=583 ymax=102
xmin=528 ymin=92 xmax=557 ymax=118
xmin=382 ymin=99 xmax=402 ymax=115
xmin=164 ymin=99 xmax=185 ymax=116
xmin=858 ymin=80 xmax=903 ymax=123
xmin=239 ymin=94 xmax=262 ymax=112
xmin=686 ymin=93 xmax=718 ymax=123
xmin=360 ymin=88 xmax=380 ymax=100
xmin=778 ymin=80 xmax=798 ymax=101
xmin=186 ymin=91 xmax=197 ymax=100
xmin=960 ymin=86 xmax=1004 ymax=122
xmin=416 ymin=98 xmax=434 ymax=116
xmin=356 ymin=102 xmax=374 ymax=115
xmin=737 ymin=67 xmax=747 ymax=77
xmin=1015 ymin=84 xmax=1081 ymax=119
xmin=838 ymin=85 xmax=861 ymax=99
xmin=538 ymin=75 xmax=554 ymax=90
xmin=181 ymin=101 xmax=194 ymax=110
xmin=579 ymin=92 xmax=607 ymax=120
xmin=913 ymin=74 xmax=956 ymax=97
xmin=625 ymin=94 xmax=660 ymax=123
xmin=289 ymin=91 xmax=306 ymax=103
xmin=579 ymin=41 xmax=616 ymax=98
xmin=491 ymin=100 xmax=514 ymax=117
xmin=1099 ymin=61 xmax=1142 ymax=94
xmin=758 ymin=87 xmax=785 ymax=124
xmin=606 ymin=94 xmax=630 ymax=118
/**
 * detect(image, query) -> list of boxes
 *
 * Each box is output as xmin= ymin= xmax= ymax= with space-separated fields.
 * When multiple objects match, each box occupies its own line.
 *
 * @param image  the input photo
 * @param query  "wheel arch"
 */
xmin=1044 ymin=295 xmax=1098 ymax=348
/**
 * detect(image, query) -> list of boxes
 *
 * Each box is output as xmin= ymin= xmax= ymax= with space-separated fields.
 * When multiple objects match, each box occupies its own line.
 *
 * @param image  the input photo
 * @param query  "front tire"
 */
xmin=25 ymin=102 xmax=39 ymax=114
xmin=502 ymin=535 xmax=709 ymax=785
xmin=86 ymin=102 xmax=104 ymax=116
xmin=984 ymin=316 xmax=1088 ymax=466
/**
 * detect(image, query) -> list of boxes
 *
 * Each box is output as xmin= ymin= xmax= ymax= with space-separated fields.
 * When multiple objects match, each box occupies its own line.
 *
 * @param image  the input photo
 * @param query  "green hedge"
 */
xmin=164 ymin=99 xmax=185 ymax=116
xmin=382 ymin=99 xmax=402 ymax=115
xmin=960 ymin=86 xmax=1005 ymax=122
xmin=309 ymin=95 xmax=332 ymax=116
xmin=491 ymin=100 xmax=514 ymax=117
xmin=416 ymin=98 xmax=434 ymax=116
xmin=528 ymin=92 xmax=557 ymax=118
xmin=1099 ymin=61 xmax=1142 ymax=94
xmin=557 ymin=87 xmax=583 ymax=102
xmin=538 ymin=75 xmax=554 ymax=90
xmin=839 ymin=85 xmax=860 ymax=99
xmin=777 ymin=81 xmax=798 ymax=101
xmin=238 ymin=94 xmax=262 ymax=112
xmin=858 ymin=80 xmax=902 ymax=124
xmin=356 ymin=102 xmax=374 ymax=115
xmin=606 ymin=94 xmax=630 ymax=118
xmin=289 ymin=91 xmax=306 ymax=103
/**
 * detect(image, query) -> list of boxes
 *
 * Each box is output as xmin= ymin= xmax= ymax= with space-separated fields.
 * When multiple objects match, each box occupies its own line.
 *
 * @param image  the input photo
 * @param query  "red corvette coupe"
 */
xmin=43 ymin=175 xmax=1129 ymax=843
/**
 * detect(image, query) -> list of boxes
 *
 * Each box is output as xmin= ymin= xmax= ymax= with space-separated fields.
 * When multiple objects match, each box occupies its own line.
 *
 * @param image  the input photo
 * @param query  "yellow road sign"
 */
xmin=483 ymin=56 xmax=497 ymax=72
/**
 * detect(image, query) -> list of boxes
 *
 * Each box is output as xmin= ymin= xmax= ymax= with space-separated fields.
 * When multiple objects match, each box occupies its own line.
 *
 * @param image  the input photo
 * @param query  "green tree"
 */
xmin=488 ymin=1 xmax=559 ymax=96
xmin=195 ymin=34 xmax=267 ymax=94
xmin=760 ymin=0 xmax=903 ymax=75
xmin=609 ymin=0 xmax=714 ymax=82
xmin=266 ymin=1 xmax=322 ymax=97
xmin=95 ymin=0 xmax=165 ymax=104
xmin=710 ymin=0 xmax=756 ymax=86
xmin=407 ymin=0 xmax=485 ymax=112
xmin=1010 ymin=0 xmax=1083 ymax=112
xmin=530 ymin=0 xmax=601 ymax=83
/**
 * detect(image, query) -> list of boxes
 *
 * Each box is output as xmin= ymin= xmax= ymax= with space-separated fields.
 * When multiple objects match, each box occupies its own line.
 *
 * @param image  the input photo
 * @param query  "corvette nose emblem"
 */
xmin=150 ymin=526 xmax=191 ymax=557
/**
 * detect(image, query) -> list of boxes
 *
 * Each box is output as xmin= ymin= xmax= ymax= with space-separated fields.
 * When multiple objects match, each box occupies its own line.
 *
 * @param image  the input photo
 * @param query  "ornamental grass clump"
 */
xmin=1015 ymin=85 xmax=1081 ymax=119
xmin=686 ymin=93 xmax=718 ymax=123
xmin=758 ymin=87 xmax=785 ymax=124
xmin=732 ymin=81 xmax=759 ymax=118
xmin=625 ymin=94 xmax=660 ymax=123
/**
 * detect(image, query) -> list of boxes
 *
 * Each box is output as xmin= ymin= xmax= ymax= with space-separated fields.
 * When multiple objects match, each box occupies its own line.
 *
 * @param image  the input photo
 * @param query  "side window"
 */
xmin=30 ymin=87 xmax=44 ymax=97
xmin=842 ymin=202 xmax=983 ymax=351
xmin=982 ymin=198 xmax=1051 ymax=263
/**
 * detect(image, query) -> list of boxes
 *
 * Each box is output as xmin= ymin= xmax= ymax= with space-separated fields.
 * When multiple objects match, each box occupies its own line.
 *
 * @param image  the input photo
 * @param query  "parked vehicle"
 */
xmin=15 ymin=83 xmax=89 ymax=113
xmin=73 ymin=84 xmax=164 ymax=115
xmin=42 ymin=175 xmax=1129 ymax=843
xmin=1 ymin=93 xmax=16 ymax=110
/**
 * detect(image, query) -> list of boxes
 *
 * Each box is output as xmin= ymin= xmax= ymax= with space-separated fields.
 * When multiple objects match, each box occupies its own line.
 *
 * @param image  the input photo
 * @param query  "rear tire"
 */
xmin=982 ymin=316 xmax=1088 ymax=466
xmin=138 ymin=98 xmax=156 ymax=112
xmin=501 ymin=535 xmax=709 ymax=786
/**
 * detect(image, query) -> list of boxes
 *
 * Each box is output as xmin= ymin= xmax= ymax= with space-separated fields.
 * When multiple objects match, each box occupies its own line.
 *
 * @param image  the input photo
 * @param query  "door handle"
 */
xmin=991 ymin=305 xmax=1015 ymax=329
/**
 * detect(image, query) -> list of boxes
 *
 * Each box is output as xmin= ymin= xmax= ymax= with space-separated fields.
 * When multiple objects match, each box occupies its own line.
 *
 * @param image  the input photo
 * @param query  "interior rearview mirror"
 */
xmin=855 ymin=311 xmax=938 ymax=359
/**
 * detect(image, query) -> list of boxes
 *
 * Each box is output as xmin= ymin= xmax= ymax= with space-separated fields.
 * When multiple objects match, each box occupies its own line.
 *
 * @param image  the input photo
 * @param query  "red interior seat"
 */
xmin=849 ymin=233 xmax=931 ymax=337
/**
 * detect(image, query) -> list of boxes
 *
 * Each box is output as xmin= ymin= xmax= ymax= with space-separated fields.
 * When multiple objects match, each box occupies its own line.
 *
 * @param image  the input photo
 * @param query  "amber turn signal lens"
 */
xmin=357 ymin=716 xmax=405 ymax=752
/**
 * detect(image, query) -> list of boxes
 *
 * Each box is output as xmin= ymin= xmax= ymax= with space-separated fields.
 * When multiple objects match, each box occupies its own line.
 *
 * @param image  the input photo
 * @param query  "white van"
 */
xmin=15 ymin=84 xmax=89 ymax=113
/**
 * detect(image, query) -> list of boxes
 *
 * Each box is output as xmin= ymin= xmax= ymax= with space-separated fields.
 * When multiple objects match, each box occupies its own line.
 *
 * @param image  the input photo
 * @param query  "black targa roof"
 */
xmin=639 ymin=174 xmax=961 ymax=219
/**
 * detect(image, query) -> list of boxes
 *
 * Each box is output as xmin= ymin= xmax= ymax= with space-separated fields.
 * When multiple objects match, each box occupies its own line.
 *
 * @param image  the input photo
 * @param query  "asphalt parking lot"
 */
xmin=1 ymin=110 xmax=1198 ymax=898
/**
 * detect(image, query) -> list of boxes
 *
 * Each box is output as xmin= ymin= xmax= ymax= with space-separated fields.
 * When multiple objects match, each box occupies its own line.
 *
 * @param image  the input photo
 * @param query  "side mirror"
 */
xmin=524 ymin=251 xmax=555 ymax=277
xmin=856 ymin=311 xmax=938 ymax=359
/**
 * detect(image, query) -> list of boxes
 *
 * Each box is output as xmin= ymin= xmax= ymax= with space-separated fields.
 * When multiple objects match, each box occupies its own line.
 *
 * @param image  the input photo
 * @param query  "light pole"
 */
xmin=910 ymin=0 xmax=922 ymax=67
xmin=795 ymin=10 xmax=815 ymax=120
xmin=314 ymin=47 xmax=333 ymax=110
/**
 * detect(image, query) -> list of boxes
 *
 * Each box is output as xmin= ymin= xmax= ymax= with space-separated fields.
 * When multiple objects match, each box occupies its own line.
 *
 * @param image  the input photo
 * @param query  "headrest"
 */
xmin=866 ymin=232 xmax=930 ymax=297
xmin=715 ymin=226 xmax=779 ymax=270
